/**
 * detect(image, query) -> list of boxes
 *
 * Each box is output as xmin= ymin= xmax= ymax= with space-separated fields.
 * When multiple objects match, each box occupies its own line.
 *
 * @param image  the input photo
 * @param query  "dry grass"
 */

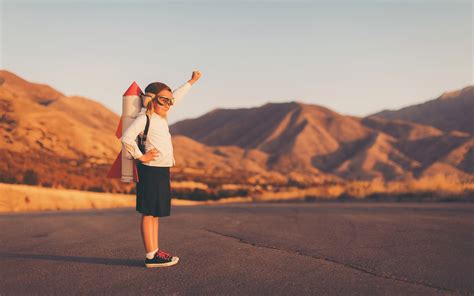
xmin=343 ymin=175 xmax=474 ymax=199
xmin=0 ymin=183 xmax=135 ymax=213
xmin=1 ymin=174 xmax=472 ymax=213
xmin=254 ymin=175 xmax=474 ymax=202
xmin=0 ymin=183 xmax=252 ymax=213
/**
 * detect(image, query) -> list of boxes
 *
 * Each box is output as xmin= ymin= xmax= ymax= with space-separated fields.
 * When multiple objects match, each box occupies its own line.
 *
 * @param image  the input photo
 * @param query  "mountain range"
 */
xmin=0 ymin=70 xmax=123 ymax=192
xmin=372 ymin=86 xmax=473 ymax=134
xmin=0 ymin=70 xmax=472 ymax=192
xmin=170 ymin=87 xmax=473 ymax=184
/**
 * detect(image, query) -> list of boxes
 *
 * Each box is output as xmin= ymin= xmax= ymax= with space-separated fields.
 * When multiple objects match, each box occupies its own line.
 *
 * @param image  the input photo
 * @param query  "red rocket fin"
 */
xmin=123 ymin=81 xmax=143 ymax=96
xmin=115 ymin=117 xmax=123 ymax=138
xmin=107 ymin=152 xmax=122 ymax=179
xmin=133 ymin=160 xmax=139 ymax=183
xmin=118 ymin=82 xmax=142 ymax=138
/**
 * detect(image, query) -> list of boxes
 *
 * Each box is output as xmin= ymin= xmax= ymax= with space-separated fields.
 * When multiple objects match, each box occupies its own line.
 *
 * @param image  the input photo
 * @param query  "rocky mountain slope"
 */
xmin=370 ymin=86 xmax=474 ymax=134
xmin=0 ymin=70 xmax=124 ymax=191
xmin=1 ymin=70 xmax=472 ymax=192
xmin=171 ymin=95 xmax=473 ymax=183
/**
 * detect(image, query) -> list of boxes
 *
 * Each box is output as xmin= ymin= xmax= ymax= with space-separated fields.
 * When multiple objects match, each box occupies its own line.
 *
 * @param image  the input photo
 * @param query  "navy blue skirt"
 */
xmin=135 ymin=161 xmax=171 ymax=217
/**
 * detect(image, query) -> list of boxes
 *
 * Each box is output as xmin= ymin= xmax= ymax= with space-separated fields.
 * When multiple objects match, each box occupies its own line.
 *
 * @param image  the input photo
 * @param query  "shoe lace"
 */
xmin=157 ymin=249 xmax=172 ymax=260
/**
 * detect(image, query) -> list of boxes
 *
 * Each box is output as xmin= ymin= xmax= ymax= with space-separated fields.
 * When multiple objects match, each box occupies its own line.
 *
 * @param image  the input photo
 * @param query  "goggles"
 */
xmin=142 ymin=93 xmax=175 ymax=107
xmin=156 ymin=95 xmax=175 ymax=106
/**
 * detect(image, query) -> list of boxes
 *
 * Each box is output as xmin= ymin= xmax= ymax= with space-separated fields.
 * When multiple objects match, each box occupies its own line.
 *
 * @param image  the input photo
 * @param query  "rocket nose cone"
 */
xmin=123 ymin=81 xmax=143 ymax=96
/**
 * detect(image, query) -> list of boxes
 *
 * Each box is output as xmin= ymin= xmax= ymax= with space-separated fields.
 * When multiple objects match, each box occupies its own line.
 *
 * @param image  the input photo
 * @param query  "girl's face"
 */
xmin=152 ymin=89 xmax=174 ymax=116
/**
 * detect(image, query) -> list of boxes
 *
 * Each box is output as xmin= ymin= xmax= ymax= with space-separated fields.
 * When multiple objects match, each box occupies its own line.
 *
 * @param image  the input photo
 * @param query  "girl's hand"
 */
xmin=189 ymin=70 xmax=202 ymax=85
xmin=138 ymin=149 xmax=159 ymax=163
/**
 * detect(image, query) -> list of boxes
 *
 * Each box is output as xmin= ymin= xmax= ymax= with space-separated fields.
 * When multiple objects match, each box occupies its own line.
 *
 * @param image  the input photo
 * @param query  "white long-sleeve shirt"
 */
xmin=121 ymin=81 xmax=192 ymax=167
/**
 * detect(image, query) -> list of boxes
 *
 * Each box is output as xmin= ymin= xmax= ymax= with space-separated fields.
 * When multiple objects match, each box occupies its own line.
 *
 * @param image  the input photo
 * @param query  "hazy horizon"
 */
xmin=1 ymin=0 xmax=472 ymax=124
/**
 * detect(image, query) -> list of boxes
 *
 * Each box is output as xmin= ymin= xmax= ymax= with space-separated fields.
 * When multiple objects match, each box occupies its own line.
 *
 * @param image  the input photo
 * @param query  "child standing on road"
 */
xmin=121 ymin=71 xmax=202 ymax=268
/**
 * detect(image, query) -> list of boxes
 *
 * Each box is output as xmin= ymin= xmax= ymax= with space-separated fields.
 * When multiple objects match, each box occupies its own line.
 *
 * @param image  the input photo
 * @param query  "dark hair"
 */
xmin=144 ymin=82 xmax=171 ymax=94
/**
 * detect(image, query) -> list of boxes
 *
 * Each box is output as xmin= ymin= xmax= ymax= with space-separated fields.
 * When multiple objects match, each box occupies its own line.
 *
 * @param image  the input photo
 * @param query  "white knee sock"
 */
xmin=146 ymin=248 xmax=158 ymax=259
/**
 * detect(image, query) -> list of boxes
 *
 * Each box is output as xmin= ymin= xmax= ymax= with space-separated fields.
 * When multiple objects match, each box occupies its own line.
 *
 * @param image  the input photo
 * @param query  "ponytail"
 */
xmin=145 ymin=99 xmax=154 ymax=116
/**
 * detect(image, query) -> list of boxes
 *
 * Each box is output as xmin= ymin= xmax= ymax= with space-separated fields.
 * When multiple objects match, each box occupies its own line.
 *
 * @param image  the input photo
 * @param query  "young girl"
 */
xmin=121 ymin=71 xmax=202 ymax=268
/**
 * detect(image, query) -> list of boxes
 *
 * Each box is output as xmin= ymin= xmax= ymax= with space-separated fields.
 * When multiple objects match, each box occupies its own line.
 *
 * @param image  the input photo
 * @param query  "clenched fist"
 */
xmin=189 ymin=70 xmax=202 ymax=85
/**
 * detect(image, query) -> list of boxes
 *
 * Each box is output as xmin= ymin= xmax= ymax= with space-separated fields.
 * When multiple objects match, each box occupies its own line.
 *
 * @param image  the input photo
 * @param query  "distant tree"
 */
xmin=88 ymin=186 xmax=105 ymax=193
xmin=23 ymin=170 xmax=39 ymax=185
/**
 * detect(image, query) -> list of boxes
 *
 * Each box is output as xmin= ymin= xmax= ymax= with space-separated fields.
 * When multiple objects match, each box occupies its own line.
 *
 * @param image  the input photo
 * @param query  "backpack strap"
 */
xmin=138 ymin=115 xmax=151 ymax=155
xmin=143 ymin=114 xmax=150 ymax=140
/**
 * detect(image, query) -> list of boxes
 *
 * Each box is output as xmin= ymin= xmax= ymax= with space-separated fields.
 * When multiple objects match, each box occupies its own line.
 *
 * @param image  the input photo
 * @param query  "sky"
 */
xmin=1 ymin=0 xmax=472 ymax=124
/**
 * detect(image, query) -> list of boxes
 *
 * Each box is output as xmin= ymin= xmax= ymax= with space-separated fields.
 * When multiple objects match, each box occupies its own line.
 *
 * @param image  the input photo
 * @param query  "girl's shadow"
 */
xmin=0 ymin=252 xmax=144 ymax=268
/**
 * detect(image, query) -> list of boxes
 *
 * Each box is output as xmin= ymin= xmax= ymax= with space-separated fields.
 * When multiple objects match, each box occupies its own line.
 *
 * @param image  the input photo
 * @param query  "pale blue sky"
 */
xmin=1 ymin=0 xmax=472 ymax=124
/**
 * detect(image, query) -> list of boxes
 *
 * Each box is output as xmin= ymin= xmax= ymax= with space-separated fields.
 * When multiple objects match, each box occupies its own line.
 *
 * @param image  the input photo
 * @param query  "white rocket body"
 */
xmin=121 ymin=96 xmax=142 ymax=182
xmin=121 ymin=82 xmax=142 ymax=183
xmin=107 ymin=82 xmax=143 ymax=183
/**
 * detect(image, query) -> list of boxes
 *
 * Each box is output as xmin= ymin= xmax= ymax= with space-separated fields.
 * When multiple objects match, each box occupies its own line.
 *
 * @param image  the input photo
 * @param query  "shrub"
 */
xmin=23 ymin=170 xmax=39 ymax=185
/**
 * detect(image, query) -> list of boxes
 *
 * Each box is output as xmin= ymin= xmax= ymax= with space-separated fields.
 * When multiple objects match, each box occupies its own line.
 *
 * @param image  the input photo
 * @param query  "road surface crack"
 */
xmin=204 ymin=228 xmax=462 ymax=295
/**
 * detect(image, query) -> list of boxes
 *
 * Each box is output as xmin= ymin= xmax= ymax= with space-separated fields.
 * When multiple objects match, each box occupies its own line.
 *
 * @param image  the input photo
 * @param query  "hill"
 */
xmin=1 ymin=70 xmax=472 ymax=193
xmin=370 ymin=86 xmax=474 ymax=134
xmin=0 ymin=70 xmax=124 ymax=191
xmin=171 ymin=98 xmax=473 ymax=183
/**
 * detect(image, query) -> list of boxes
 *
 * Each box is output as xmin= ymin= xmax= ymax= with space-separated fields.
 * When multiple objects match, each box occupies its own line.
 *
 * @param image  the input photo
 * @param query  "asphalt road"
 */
xmin=0 ymin=202 xmax=472 ymax=295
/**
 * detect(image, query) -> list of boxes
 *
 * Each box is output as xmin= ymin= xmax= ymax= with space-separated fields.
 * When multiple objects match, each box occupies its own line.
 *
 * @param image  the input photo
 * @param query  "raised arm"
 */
xmin=172 ymin=70 xmax=202 ymax=106
xmin=172 ymin=82 xmax=192 ymax=107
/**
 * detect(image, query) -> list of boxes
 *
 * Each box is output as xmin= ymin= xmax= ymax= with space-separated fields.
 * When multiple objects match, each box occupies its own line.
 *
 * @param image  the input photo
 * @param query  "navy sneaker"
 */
xmin=145 ymin=249 xmax=179 ymax=268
